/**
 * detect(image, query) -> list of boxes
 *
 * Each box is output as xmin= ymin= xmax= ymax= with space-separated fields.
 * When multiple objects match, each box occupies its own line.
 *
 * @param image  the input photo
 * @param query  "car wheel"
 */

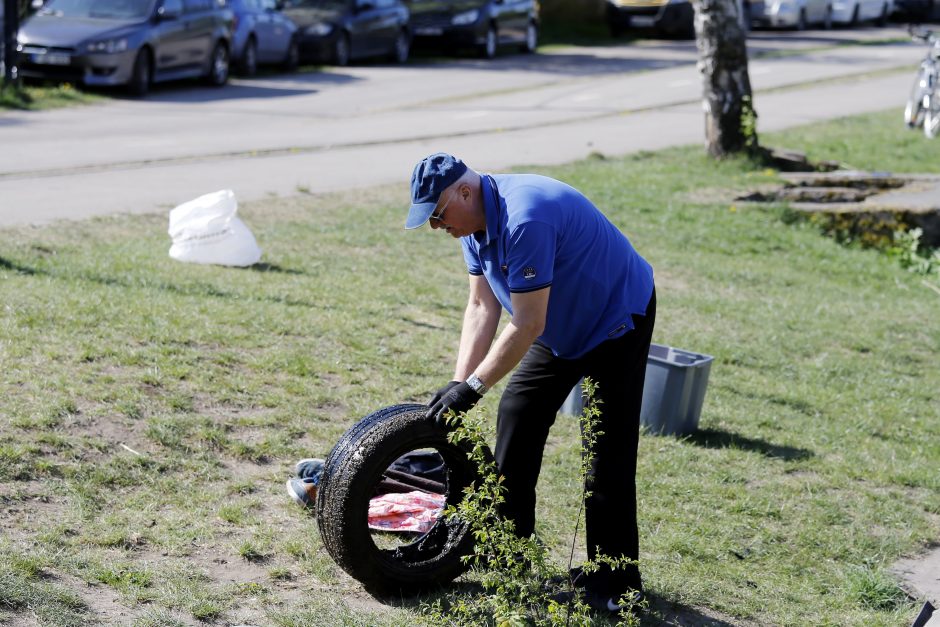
xmin=875 ymin=1 xmax=888 ymax=24
xmin=127 ymin=48 xmax=152 ymax=97
xmin=283 ymin=37 xmax=299 ymax=71
xmin=239 ymin=37 xmax=258 ymax=77
xmin=389 ymin=28 xmax=409 ymax=64
xmin=479 ymin=24 xmax=497 ymax=59
xmin=333 ymin=32 xmax=350 ymax=66
xmin=608 ymin=16 xmax=625 ymax=37
xmin=739 ymin=1 xmax=752 ymax=32
xmin=206 ymin=42 xmax=229 ymax=86
xmin=316 ymin=404 xmax=485 ymax=595
xmin=520 ymin=21 xmax=537 ymax=53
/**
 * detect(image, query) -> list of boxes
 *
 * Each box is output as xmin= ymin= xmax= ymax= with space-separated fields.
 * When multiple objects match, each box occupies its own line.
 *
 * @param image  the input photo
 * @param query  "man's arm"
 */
xmin=427 ymin=282 xmax=549 ymax=422
xmin=472 ymin=286 xmax=550 ymax=389
xmin=453 ymin=274 xmax=502 ymax=380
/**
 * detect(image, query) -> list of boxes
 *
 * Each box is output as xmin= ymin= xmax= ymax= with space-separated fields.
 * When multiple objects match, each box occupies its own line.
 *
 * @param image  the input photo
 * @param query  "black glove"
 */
xmin=428 ymin=380 xmax=461 ymax=408
xmin=427 ymin=381 xmax=482 ymax=426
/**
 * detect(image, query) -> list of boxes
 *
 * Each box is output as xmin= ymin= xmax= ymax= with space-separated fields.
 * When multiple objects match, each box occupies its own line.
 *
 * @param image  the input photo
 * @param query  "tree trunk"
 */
xmin=693 ymin=0 xmax=757 ymax=157
xmin=2 ymin=0 xmax=21 ymax=83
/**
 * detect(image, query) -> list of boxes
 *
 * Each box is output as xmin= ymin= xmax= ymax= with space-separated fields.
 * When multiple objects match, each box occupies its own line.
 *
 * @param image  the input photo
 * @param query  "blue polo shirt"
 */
xmin=461 ymin=174 xmax=654 ymax=359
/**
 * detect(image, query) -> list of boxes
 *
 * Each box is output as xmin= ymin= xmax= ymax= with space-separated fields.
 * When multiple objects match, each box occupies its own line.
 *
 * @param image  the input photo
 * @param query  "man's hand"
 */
xmin=428 ymin=380 xmax=461 ymax=408
xmin=427 ymin=382 xmax=482 ymax=426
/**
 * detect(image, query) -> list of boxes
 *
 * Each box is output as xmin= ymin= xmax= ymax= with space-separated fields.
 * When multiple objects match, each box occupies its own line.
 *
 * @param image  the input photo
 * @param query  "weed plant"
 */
xmin=0 ymin=81 xmax=100 ymax=110
xmin=423 ymin=380 xmax=643 ymax=626
xmin=0 ymin=108 xmax=937 ymax=625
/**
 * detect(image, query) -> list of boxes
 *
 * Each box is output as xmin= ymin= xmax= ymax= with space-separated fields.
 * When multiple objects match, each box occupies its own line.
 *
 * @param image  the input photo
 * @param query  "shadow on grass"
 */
xmin=0 ymin=257 xmax=37 ymax=275
xmin=686 ymin=428 xmax=815 ymax=462
xmin=371 ymin=583 xmax=742 ymax=626
xmin=643 ymin=592 xmax=742 ymax=626
xmin=249 ymin=262 xmax=306 ymax=275
xmin=0 ymin=256 xmax=323 ymax=308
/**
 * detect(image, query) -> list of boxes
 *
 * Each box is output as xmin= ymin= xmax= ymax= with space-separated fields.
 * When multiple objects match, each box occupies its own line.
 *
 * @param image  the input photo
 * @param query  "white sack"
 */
xmin=168 ymin=190 xmax=261 ymax=267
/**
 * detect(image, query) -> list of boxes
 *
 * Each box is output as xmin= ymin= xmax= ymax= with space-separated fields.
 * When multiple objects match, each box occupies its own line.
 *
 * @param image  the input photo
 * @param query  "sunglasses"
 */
xmin=429 ymin=189 xmax=455 ymax=226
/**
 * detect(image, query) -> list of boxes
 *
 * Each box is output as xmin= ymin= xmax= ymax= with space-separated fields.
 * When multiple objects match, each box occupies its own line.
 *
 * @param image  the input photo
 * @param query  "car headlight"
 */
xmin=86 ymin=38 xmax=128 ymax=54
xmin=305 ymin=22 xmax=333 ymax=36
xmin=451 ymin=9 xmax=479 ymax=25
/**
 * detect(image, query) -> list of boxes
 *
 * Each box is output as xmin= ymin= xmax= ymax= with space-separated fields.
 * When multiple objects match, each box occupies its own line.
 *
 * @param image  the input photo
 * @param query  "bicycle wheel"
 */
xmin=905 ymin=67 xmax=930 ymax=128
xmin=924 ymin=81 xmax=940 ymax=138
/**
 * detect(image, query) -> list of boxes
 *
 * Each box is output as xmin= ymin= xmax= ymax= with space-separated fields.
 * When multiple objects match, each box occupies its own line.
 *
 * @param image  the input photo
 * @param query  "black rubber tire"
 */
xmin=283 ymin=37 xmax=299 ymax=71
xmin=127 ymin=48 xmax=152 ymax=97
xmin=479 ymin=24 xmax=497 ymax=59
xmin=796 ymin=8 xmax=807 ymax=30
xmin=389 ymin=28 xmax=409 ymax=64
xmin=316 ymin=404 xmax=488 ymax=596
xmin=206 ymin=42 xmax=230 ymax=86
xmin=520 ymin=21 xmax=537 ymax=53
xmin=333 ymin=33 xmax=351 ymax=66
xmin=875 ymin=2 xmax=888 ymax=25
xmin=239 ymin=37 xmax=258 ymax=76
xmin=924 ymin=94 xmax=940 ymax=139
xmin=905 ymin=67 xmax=929 ymax=128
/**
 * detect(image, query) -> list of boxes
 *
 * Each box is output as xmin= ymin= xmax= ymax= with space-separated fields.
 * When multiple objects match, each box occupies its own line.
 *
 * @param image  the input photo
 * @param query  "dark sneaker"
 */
xmin=549 ymin=583 xmax=645 ymax=616
xmin=586 ymin=587 xmax=645 ymax=614
xmin=286 ymin=477 xmax=318 ymax=510
xmin=294 ymin=458 xmax=324 ymax=481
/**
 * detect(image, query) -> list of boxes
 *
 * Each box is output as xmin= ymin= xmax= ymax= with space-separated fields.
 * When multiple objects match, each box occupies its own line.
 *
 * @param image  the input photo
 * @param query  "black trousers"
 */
xmin=495 ymin=290 xmax=656 ymax=594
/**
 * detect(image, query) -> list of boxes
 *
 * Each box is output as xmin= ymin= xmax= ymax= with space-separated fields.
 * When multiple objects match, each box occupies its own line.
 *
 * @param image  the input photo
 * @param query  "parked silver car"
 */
xmin=830 ymin=0 xmax=892 ymax=24
xmin=17 ymin=0 xmax=233 ymax=95
xmin=749 ymin=0 xmax=833 ymax=28
xmin=229 ymin=0 xmax=298 ymax=75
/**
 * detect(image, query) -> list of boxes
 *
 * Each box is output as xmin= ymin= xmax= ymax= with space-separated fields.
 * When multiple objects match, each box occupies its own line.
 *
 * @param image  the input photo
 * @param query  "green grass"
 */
xmin=0 ymin=108 xmax=938 ymax=625
xmin=0 ymin=81 xmax=102 ymax=110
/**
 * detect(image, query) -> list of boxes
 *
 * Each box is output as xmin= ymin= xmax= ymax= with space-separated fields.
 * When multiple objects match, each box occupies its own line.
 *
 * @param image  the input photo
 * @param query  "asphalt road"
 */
xmin=0 ymin=26 xmax=927 ymax=226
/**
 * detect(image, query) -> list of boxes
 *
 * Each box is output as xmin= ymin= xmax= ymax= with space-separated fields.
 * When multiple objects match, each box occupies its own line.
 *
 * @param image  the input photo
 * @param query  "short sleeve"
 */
xmin=506 ymin=221 xmax=555 ymax=293
xmin=461 ymin=237 xmax=483 ymax=276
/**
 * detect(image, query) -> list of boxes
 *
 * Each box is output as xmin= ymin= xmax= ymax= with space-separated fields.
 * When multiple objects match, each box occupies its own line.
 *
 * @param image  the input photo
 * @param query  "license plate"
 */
xmin=32 ymin=53 xmax=70 ymax=66
xmin=415 ymin=27 xmax=443 ymax=36
xmin=631 ymin=15 xmax=656 ymax=27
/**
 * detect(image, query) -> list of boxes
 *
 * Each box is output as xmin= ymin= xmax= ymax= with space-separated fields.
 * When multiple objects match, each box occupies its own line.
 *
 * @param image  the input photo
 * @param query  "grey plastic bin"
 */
xmin=559 ymin=343 xmax=714 ymax=437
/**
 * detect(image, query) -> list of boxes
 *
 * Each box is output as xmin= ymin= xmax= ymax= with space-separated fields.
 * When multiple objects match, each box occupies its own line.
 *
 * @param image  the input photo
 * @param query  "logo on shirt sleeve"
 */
xmin=522 ymin=266 xmax=537 ymax=280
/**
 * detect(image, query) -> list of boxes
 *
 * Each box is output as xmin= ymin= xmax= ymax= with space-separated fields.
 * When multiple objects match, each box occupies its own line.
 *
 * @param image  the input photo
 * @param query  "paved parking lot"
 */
xmin=0 ymin=25 xmax=927 ymax=225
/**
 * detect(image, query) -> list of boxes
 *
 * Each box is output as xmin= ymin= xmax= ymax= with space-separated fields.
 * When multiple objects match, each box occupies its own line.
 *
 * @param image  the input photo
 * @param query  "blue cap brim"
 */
xmin=405 ymin=201 xmax=437 ymax=230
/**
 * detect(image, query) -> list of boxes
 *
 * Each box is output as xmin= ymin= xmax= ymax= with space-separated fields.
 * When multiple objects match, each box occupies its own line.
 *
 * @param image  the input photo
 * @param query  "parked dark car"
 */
xmin=1 ymin=3 xmax=5 ymax=77
xmin=605 ymin=0 xmax=694 ymax=38
xmin=16 ymin=0 xmax=233 ymax=95
xmin=892 ymin=0 xmax=936 ymax=20
xmin=281 ymin=0 xmax=410 ymax=66
xmin=229 ymin=0 xmax=298 ymax=75
xmin=406 ymin=0 xmax=538 ymax=59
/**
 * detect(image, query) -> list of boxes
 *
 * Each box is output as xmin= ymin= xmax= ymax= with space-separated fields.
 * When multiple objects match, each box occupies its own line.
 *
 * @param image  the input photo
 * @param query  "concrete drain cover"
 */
xmin=892 ymin=545 xmax=940 ymax=608
xmin=738 ymin=171 xmax=940 ymax=246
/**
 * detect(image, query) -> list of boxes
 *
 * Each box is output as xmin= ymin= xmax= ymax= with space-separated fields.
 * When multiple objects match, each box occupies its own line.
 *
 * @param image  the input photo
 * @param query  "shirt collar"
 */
xmin=477 ymin=173 xmax=501 ymax=248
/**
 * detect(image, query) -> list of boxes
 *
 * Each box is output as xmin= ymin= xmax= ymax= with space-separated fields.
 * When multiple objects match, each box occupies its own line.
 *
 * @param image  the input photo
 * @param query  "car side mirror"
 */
xmin=157 ymin=3 xmax=182 ymax=19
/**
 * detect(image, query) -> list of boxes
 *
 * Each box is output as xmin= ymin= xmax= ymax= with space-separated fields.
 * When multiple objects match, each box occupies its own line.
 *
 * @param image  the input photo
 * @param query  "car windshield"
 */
xmin=39 ymin=0 xmax=155 ymax=19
